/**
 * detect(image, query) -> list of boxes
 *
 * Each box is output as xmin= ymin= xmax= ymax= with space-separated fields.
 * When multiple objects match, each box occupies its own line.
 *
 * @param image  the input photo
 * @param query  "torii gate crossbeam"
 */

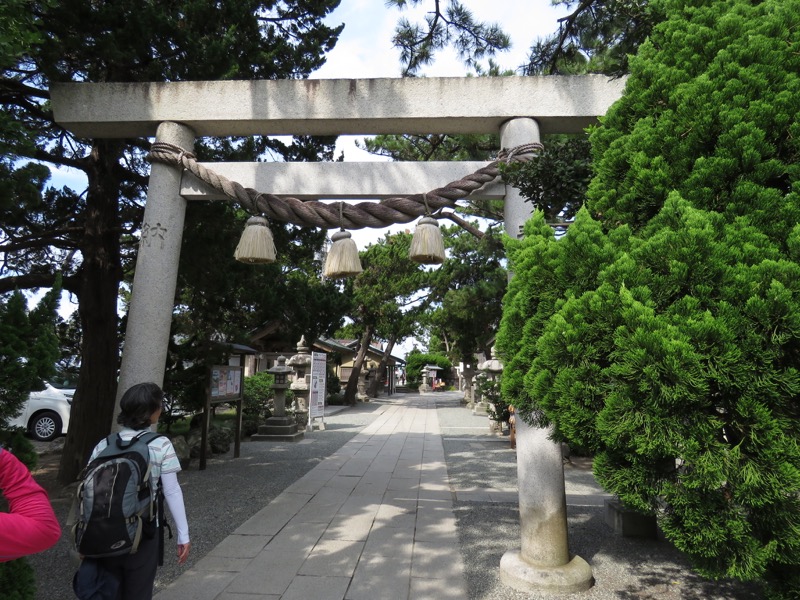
xmin=52 ymin=75 xmax=624 ymax=138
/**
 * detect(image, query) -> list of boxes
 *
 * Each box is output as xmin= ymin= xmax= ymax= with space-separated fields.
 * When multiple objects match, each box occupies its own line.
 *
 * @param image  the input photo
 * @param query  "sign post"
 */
xmin=308 ymin=352 xmax=327 ymax=431
xmin=200 ymin=365 xmax=243 ymax=470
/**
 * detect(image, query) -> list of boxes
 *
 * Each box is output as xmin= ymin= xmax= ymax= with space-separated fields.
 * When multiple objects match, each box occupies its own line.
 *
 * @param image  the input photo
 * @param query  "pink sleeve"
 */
xmin=0 ymin=448 xmax=61 ymax=562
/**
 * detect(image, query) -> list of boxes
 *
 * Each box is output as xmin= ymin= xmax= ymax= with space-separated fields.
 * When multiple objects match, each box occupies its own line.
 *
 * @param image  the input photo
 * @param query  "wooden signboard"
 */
xmin=200 ymin=365 xmax=243 ymax=470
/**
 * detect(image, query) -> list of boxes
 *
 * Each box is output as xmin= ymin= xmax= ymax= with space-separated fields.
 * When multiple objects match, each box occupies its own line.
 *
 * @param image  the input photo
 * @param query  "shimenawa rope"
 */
xmin=146 ymin=142 xmax=543 ymax=230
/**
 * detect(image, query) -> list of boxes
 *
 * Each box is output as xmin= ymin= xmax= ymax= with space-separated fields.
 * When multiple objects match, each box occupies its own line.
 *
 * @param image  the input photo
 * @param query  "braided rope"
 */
xmin=147 ymin=141 xmax=543 ymax=230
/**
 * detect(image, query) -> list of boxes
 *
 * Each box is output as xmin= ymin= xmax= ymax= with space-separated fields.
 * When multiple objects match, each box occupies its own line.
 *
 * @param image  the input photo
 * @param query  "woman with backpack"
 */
xmin=77 ymin=382 xmax=190 ymax=599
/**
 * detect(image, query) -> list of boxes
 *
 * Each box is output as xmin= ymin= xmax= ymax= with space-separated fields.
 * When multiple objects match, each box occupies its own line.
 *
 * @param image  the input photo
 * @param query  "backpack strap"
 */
xmin=114 ymin=430 xmax=163 ymax=450
xmin=155 ymin=477 xmax=173 ymax=566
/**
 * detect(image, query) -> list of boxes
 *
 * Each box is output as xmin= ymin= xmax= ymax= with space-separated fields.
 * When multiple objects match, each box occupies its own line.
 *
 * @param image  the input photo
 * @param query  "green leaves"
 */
xmin=589 ymin=0 xmax=800 ymax=235
xmin=501 ymin=0 xmax=800 ymax=593
xmin=523 ymin=0 xmax=660 ymax=77
xmin=500 ymin=135 xmax=592 ymax=224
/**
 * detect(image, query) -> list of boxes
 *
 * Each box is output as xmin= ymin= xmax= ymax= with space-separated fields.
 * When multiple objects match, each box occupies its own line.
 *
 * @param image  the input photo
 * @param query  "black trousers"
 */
xmin=97 ymin=529 xmax=159 ymax=600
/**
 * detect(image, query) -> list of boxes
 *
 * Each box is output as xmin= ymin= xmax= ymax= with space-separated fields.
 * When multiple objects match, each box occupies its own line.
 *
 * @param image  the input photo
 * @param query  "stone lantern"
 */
xmin=470 ymin=375 xmax=480 ymax=406
xmin=419 ymin=364 xmax=441 ymax=393
xmin=287 ymin=336 xmax=311 ymax=427
xmin=419 ymin=367 xmax=431 ymax=392
xmin=356 ymin=360 xmax=374 ymax=402
xmin=474 ymin=348 xmax=503 ymax=415
xmin=483 ymin=347 xmax=504 ymax=378
xmin=251 ymin=356 xmax=304 ymax=442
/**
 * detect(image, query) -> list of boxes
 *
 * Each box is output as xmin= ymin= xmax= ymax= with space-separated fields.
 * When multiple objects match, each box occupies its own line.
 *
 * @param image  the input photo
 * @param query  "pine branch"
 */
xmin=438 ymin=211 xmax=484 ymax=239
xmin=0 ymin=272 xmax=79 ymax=295
xmin=0 ymin=231 xmax=83 ymax=253
xmin=549 ymin=0 xmax=596 ymax=74
xmin=0 ymin=77 xmax=50 ymax=100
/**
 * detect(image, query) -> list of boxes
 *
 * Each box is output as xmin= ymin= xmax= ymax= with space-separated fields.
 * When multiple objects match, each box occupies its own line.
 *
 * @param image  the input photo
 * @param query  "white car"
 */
xmin=8 ymin=383 xmax=72 ymax=442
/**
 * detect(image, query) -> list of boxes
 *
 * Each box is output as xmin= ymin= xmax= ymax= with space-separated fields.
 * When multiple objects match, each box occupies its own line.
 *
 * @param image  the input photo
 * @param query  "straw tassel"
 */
xmin=234 ymin=216 xmax=277 ymax=264
xmin=323 ymin=229 xmax=363 ymax=278
xmin=409 ymin=216 xmax=445 ymax=264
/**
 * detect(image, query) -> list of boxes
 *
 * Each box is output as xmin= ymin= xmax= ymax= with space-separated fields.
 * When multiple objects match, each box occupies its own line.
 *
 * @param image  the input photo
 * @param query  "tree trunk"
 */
xmin=441 ymin=331 xmax=451 ymax=355
xmin=58 ymin=142 xmax=124 ymax=485
xmin=344 ymin=325 xmax=372 ymax=405
xmin=368 ymin=334 xmax=396 ymax=397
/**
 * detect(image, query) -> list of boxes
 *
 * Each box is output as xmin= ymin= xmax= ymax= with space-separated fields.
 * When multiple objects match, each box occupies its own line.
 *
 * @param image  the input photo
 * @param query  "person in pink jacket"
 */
xmin=0 ymin=445 xmax=61 ymax=561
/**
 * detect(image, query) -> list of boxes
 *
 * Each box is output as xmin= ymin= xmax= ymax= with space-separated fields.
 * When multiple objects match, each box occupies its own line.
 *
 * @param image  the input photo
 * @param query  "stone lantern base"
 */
xmin=472 ymin=400 xmax=488 ymax=415
xmin=251 ymin=415 xmax=305 ymax=442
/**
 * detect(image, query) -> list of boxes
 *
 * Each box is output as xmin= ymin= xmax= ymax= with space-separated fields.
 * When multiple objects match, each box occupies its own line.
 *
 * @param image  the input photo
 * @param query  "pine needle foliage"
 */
xmin=497 ymin=0 xmax=800 ymax=596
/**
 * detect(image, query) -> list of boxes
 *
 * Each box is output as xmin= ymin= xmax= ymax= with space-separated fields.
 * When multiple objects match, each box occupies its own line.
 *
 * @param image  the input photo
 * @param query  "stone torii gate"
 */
xmin=51 ymin=75 xmax=625 ymax=595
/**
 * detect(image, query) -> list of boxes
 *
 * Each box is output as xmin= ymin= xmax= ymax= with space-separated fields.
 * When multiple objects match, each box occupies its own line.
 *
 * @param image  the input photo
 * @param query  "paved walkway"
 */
xmin=153 ymin=392 xmax=608 ymax=600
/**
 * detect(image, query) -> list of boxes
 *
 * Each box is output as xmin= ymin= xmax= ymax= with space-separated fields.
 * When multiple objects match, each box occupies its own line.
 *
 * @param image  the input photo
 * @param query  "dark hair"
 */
xmin=117 ymin=382 xmax=163 ymax=430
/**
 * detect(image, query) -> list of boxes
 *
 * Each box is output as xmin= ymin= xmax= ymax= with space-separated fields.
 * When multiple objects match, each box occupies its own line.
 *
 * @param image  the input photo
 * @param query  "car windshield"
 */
xmin=50 ymin=372 xmax=78 ymax=390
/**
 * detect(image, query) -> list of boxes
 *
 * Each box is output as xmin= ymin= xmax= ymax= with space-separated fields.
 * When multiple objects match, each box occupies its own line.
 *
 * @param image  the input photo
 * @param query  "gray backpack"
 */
xmin=73 ymin=431 xmax=163 ymax=558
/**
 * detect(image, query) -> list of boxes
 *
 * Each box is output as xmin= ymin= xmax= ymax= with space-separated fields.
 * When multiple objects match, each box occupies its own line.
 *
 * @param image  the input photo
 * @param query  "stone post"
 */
xmin=288 ymin=336 xmax=311 ymax=427
xmin=115 ymin=121 xmax=195 ymax=426
xmin=470 ymin=376 xmax=480 ymax=405
xmin=356 ymin=369 xmax=369 ymax=402
xmin=498 ymin=117 xmax=593 ymax=593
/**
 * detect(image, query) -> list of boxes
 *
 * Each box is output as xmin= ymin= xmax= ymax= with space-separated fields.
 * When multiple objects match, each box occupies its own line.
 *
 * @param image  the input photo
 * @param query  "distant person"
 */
xmin=508 ymin=405 xmax=517 ymax=450
xmin=76 ymin=382 xmax=190 ymax=600
xmin=0 ymin=445 xmax=61 ymax=561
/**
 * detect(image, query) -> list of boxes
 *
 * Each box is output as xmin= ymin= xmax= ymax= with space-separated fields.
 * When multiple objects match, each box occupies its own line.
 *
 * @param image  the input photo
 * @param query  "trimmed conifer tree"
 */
xmin=498 ymin=0 xmax=800 ymax=596
xmin=0 ymin=285 xmax=61 ymax=427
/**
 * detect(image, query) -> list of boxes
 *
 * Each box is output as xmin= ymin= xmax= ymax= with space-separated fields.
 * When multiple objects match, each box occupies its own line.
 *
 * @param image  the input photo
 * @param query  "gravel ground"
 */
xmin=434 ymin=396 xmax=762 ymax=600
xmin=26 ymin=394 xmax=763 ymax=600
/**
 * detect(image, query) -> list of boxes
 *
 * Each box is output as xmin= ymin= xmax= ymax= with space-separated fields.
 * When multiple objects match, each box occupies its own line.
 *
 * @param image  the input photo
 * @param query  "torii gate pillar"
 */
xmin=500 ymin=117 xmax=539 ymax=239
xmin=114 ymin=121 xmax=195 ymax=426
xmin=499 ymin=117 xmax=594 ymax=594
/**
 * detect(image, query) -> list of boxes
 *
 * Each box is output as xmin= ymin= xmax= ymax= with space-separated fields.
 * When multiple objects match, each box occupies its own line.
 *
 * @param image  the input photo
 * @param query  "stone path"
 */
xmin=155 ymin=393 xmax=474 ymax=600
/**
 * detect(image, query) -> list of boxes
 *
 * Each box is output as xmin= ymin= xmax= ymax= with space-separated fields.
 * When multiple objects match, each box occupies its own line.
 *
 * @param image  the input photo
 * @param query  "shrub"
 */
xmin=327 ymin=371 xmax=341 ymax=395
xmin=326 ymin=392 xmax=345 ymax=406
xmin=405 ymin=352 xmax=451 ymax=386
xmin=0 ymin=558 xmax=35 ymax=600
xmin=499 ymin=1 xmax=800 ymax=596
xmin=242 ymin=371 xmax=274 ymax=435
